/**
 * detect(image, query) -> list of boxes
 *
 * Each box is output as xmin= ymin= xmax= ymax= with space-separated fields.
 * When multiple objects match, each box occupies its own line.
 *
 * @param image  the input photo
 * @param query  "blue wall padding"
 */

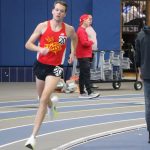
xmin=24 ymin=0 xmax=48 ymax=66
xmin=93 ymin=0 xmax=120 ymax=51
xmin=0 ymin=0 xmax=25 ymax=66
xmin=71 ymin=0 xmax=92 ymax=30
xmin=0 ymin=0 xmax=120 ymax=66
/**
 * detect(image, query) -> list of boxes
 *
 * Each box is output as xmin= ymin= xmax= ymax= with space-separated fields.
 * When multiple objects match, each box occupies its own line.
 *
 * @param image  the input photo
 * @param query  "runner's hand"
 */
xmin=39 ymin=47 xmax=49 ymax=55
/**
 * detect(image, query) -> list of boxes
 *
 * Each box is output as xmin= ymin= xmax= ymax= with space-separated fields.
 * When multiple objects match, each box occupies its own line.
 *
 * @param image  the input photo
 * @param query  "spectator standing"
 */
xmin=76 ymin=14 xmax=100 ymax=99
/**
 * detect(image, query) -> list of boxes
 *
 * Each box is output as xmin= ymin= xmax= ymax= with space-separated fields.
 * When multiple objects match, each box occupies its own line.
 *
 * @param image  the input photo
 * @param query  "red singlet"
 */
xmin=37 ymin=20 xmax=67 ymax=66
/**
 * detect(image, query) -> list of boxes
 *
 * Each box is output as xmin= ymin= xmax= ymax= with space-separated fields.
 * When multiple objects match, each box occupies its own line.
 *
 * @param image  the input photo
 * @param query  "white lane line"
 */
xmin=0 ymin=103 xmax=38 ymax=109
xmin=0 ymin=118 xmax=145 ymax=148
xmin=0 ymin=105 xmax=144 ymax=123
xmin=55 ymin=124 xmax=146 ymax=150
xmin=0 ymin=95 xmax=144 ymax=111
xmin=0 ymin=107 xmax=37 ymax=113
xmin=0 ymin=99 xmax=144 ymax=113
xmin=0 ymin=110 xmax=144 ymax=132
xmin=0 ymin=93 xmax=144 ymax=104
xmin=0 ymin=99 xmax=37 ymax=104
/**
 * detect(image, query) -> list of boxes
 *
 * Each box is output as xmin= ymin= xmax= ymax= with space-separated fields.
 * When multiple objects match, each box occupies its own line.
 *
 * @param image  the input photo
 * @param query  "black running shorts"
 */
xmin=33 ymin=60 xmax=63 ymax=81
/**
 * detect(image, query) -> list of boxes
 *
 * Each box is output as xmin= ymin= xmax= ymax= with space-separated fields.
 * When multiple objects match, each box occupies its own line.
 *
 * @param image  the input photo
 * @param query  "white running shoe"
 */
xmin=47 ymin=96 xmax=59 ymax=119
xmin=79 ymin=92 xmax=100 ymax=99
xmin=88 ymin=92 xmax=100 ymax=99
xmin=78 ymin=93 xmax=88 ymax=98
xmin=25 ymin=135 xmax=36 ymax=150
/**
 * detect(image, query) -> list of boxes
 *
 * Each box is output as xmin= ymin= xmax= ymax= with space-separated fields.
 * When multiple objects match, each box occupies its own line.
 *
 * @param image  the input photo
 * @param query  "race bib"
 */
xmin=53 ymin=66 xmax=63 ymax=77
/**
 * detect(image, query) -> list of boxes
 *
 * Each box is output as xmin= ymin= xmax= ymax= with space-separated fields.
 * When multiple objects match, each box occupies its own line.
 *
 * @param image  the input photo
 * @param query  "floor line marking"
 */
xmin=0 ymin=93 xmax=144 ymax=104
xmin=0 ymin=118 xmax=145 ymax=148
xmin=0 ymin=100 xmax=144 ymax=113
xmin=0 ymin=105 xmax=144 ymax=122
xmin=0 ymin=110 xmax=144 ymax=132
xmin=55 ymin=124 xmax=146 ymax=150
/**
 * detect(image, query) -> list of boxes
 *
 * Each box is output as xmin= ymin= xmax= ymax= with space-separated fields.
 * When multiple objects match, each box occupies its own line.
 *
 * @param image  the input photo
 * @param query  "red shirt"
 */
xmin=76 ymin=26 xmax=93 ymax=58
xmin=37 ymin=20 xmax=67 ymax=66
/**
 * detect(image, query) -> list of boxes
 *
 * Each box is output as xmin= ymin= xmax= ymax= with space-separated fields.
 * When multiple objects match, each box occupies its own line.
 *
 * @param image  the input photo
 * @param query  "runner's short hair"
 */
xmin=54 ymin=0 xmax=68 ymax=12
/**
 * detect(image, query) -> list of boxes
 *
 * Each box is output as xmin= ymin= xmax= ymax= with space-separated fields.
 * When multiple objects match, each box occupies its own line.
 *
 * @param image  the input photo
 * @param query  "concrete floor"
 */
xmin=0 ymin=81 xmax=143 ymax=101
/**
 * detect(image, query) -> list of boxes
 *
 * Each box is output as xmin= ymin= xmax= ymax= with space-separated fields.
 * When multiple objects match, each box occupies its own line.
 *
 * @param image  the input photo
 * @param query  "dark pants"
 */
xmin=143 ymin=80 xmax=150 ymax=131
xmin=78 ymin=58 xmax=92 ymax=95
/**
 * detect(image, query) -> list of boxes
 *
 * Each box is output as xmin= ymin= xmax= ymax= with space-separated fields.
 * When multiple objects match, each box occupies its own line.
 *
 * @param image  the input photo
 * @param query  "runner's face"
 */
xmin=52 ymin=3 xmax=66 ymax=21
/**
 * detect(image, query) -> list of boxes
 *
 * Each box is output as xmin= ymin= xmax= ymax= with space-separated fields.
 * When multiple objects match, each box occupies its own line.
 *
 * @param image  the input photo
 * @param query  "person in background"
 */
xmin=76 ymin=14 xmax=100 ymax=99
xmin=135 ymin=25 xmax=150 ymax=143
xmin=86 ymin=14 xmax=99 ymax=88
xmin=86 ymin=14 xmax=98 ymax=70
xmin=24 ymin=1 xmax=77 ymax=149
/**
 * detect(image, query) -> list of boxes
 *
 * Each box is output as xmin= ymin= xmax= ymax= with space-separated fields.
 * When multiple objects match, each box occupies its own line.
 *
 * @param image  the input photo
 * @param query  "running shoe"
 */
xmin=25 ymin=135 xmax=36 ymax=150
xmin=79 ymin=92 xmax=100 ymax=99
xmin=87 ymin=92 xmax=100 ymax=99
xmin=78 ymin=93 xmax=88 ymax=98
xmin=47 ymin=96 xmax=59 ymax=119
